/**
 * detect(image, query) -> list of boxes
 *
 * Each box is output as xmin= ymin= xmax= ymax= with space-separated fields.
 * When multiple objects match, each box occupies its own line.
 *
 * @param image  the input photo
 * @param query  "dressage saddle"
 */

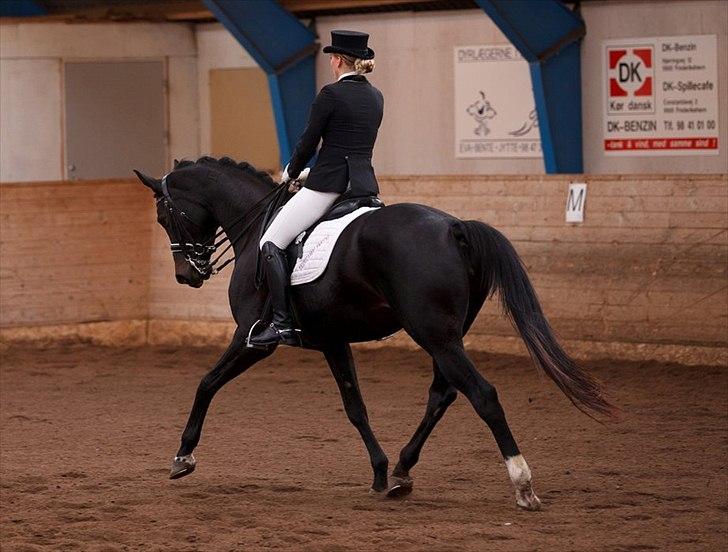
xmin=283 ymin=194 xmax=384 ymax=268
xmin=250 ymin=190 xmax=383 ymax=348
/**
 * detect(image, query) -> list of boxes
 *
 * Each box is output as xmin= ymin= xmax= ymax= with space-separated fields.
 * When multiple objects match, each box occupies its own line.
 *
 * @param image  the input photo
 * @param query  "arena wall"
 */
xmin=314 ymin=0 xmax=727 ymax=175
xmin=1 ymin=5 xmax=726 ymax=365
xmin=2 ymin=175 xmax=725 ymax=363
xmin=144 ymin=174 xmax=727 ymax=350
xmin=3 ymin=2 xmax=726 ymax=183
xmin=0 ymin=21 xmax=198 ymax=182
xmin=195 ymin=23 xmax=259 ymax=157
xmin=0 ymin=180 xmax=153 ymax=327
xmin=580 ymin=0 xmax=728 ymax=174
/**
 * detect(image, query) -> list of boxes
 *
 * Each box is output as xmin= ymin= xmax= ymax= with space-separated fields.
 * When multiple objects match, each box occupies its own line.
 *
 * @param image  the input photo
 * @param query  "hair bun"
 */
xmin=354 ymin=58 xmax=375 ymax=74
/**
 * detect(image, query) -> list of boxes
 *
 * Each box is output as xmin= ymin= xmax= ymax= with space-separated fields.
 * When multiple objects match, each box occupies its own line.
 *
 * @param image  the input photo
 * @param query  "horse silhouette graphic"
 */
xmin=466 ymin=91 xmax=497 ymax=136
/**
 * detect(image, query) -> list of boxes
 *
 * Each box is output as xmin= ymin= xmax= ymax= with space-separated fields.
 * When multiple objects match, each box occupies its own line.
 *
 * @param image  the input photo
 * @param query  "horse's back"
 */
xmin=291 ymin=202 xmax=471 ymax=344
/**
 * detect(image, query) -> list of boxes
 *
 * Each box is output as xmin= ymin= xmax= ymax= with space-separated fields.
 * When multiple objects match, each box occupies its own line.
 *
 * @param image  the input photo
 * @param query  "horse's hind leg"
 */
xmin=171 ymin=329 xmax=273 ymax=479
xmin=388 ymin=362 xmax=457 ymax=497
xmin=323 ymin=343 xmax=389 ymax=492
xmin=388 ymin=300 xmax=486 ymax=497
xmin=432 ymin=342 xmax=540 ymax=510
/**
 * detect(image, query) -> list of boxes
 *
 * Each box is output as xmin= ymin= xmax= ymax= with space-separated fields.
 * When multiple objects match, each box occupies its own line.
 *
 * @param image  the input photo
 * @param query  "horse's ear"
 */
xmin=133 ymin=170 xmax=162 ymax=194
xmin=173 ymin=158 xmax=180 ymax=168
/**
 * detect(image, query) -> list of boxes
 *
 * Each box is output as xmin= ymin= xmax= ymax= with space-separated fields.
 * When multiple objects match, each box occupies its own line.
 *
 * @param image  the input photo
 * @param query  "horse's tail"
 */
xmin=458 ymin=220 xmax=614 ymax=418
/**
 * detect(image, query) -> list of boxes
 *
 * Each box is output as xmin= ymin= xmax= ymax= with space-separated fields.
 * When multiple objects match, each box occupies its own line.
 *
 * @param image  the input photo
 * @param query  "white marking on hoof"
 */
xmin=505 ymin=455 xmax=541 ymax=511
xmin=174 ymin=453 xmax=196 ymax=466
xmin=505 ymin=454 xmax=531 ymax=487
xmin=170 ymin=453 xmax=197 ymax=479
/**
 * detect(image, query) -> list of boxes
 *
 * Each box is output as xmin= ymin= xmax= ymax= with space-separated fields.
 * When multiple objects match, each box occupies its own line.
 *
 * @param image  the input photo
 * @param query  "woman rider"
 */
xmin=249 ymin=30 xmax=383 ymax=348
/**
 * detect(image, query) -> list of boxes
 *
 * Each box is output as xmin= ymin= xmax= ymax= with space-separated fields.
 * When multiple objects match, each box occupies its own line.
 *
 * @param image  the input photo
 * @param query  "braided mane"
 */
xmin=174 ymin=156 xmax=276 ymax=188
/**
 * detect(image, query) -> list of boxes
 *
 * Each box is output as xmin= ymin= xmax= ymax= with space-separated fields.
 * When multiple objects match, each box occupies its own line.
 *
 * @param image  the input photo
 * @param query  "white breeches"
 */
xmin=259 ymin=187 xmax=340 ymax=249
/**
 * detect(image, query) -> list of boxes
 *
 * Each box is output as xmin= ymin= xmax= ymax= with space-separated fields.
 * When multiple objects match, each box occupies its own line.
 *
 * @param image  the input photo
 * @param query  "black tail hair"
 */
xmin=460 ymin=220 xmax=614 ymax=417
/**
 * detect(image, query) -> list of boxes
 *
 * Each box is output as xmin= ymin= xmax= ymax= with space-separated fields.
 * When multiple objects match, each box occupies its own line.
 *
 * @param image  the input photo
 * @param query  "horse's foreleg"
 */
xmin=432 ymin=342 xmax=540 ymax=510
xmin=388 ymin=361 xmax=457 ymax=497
xmin=170 ymin=330 xmax=272 ymax=479
xmin=323 ymin=343 xmax=389 ymax=493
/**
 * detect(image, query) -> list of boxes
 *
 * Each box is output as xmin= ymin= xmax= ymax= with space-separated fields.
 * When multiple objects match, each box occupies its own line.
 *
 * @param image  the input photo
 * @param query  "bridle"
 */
xmin=157 ymin=174 xmax=287 ymax=280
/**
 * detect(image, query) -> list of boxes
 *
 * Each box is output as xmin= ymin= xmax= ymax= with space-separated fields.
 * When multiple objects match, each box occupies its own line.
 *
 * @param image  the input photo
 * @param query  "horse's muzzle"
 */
xmin=175 ymin=271 xmax=204 ymax=288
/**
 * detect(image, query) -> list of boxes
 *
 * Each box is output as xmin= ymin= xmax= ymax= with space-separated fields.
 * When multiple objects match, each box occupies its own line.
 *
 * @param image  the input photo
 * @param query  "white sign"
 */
xmin=603 ymin=34 xmax=719 ymax=156
xmin=566 ymin=183 xmax=587 ymax=223
xmin=454 ymin=45 xmax=542 ymax=159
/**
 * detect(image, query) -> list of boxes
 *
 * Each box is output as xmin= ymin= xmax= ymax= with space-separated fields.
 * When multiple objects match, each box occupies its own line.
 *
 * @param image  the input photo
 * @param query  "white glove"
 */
xmin=284 ymin=166 xmax=310 ymax=193
xmin=280 ymin=163 xmax=291 ymax=184
xmin=297 ymin=167 xmax=310 ymax=182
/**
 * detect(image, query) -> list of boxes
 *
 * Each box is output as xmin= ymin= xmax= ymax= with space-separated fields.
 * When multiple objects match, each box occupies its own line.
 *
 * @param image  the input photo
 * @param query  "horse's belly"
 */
xmin=297 ymin=300 xmax=400 ymax=343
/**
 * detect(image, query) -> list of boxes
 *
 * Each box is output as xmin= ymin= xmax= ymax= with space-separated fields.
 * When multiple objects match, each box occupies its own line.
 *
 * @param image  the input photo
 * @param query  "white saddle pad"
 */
xmin=290 ymin=206 xmax=379 ymax=286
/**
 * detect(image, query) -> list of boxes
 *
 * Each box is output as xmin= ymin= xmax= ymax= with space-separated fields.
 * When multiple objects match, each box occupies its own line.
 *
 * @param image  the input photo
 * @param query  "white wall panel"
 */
xmin=315 ymin=10 xmax=544 ymax=175
xmin=0 ymin=22 xmax=195 ymax=59
xmin=0 ymin=58 xmax=62 ymax=182
xmin=195 ymin=24 xmax=257 ymax=155
xmin=315 ymin=1 xmax=727 ymax=174
xmin=0 ymin=22 xmax=198 ymax=182
xmin=168 ymin=56 xmax=200 ymax=166
xmin=581 ymin=0 xmax=728 ymax=173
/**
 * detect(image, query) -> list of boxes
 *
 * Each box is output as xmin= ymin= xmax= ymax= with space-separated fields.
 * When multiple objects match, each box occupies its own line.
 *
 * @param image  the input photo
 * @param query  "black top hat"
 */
xmin=322 ymin=30 xmax=375 ymax=60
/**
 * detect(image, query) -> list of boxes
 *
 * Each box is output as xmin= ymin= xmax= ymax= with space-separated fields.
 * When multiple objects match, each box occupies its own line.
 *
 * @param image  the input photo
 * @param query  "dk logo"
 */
xmin=606 ymin=45 xmax=655 ymax=115
xmin=607 ymin=46 xmax=653 ymax=97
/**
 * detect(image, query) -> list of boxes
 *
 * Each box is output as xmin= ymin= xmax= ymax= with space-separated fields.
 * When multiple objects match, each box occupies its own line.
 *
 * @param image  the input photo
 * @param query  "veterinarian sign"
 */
xmin=454 ymin=45 xmax=542 ymax=159
xmin=603 ymin=34 xmax=719 ymax=156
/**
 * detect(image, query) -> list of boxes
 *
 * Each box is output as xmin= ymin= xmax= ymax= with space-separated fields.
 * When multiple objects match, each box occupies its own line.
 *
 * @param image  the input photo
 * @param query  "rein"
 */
xmin=159 ymin=175 xmax=287 ymax=280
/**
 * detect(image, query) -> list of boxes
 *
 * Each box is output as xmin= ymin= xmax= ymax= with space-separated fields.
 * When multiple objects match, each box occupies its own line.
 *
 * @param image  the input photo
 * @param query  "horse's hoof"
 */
xmin=515 ymin=483 xmax=541 ymax=511
xmin=169 ymin=453 xmax=196 ymax=479
xmin=386 ymin=475 xmax=413 ymax=498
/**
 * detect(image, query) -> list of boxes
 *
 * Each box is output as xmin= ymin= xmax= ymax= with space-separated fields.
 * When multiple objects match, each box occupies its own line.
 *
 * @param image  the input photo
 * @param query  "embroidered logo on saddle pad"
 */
xmin=290 ymin=207 xmax=379 ymax=286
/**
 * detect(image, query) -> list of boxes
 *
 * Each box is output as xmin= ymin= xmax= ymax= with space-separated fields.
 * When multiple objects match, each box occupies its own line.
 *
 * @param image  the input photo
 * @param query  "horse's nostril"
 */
xmin=176 ymin=274 xmax=187 ymax=284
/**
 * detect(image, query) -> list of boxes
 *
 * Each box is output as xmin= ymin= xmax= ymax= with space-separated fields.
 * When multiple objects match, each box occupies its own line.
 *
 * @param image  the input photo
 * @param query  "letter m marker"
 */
xmin=566 ymin=183 xmax=587 ymax=223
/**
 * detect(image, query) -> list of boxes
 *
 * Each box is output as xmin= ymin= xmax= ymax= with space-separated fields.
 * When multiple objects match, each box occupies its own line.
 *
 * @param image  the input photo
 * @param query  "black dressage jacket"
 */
xmin=287 ymin=74 xmax=384 ymax=197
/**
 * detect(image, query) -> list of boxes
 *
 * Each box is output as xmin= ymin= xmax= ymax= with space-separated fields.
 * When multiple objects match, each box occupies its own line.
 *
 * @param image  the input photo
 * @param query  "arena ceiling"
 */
xmin=7 ymin=0 xmax=586 ymax=22
xmin=9 ymin=1 xmax=477 ymax=21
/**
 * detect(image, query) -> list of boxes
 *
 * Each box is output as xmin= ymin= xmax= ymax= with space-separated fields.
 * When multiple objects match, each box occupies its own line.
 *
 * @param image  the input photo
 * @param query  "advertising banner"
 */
xmin=603 ymin=34 xmax=719 ymax=156
xmin=454 ymin=45 xmax=542 ymax=159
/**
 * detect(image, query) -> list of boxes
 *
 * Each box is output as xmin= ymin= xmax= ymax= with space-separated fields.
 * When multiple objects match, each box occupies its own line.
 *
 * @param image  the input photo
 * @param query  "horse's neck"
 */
xmin=207 ymin=171 xmax=273 ymax=257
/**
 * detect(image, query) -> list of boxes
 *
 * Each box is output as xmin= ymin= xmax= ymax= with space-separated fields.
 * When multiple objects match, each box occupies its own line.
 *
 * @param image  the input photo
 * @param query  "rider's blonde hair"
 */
xmin=339 ymin=54 xmax=375 ymax=75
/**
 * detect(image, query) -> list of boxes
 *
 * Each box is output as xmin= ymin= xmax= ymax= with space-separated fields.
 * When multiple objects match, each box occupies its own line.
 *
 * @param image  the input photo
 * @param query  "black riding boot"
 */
xmin=249 ymin=241 xmax=300 ymax=347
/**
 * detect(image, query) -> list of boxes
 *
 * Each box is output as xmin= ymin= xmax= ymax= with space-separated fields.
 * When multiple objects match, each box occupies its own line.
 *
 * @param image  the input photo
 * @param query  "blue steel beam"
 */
xmin=0 ymin=1 xmax=46 ymax=16
xmin=475 ymin=0 xmax=585 ymax=173
xmin=203 ymin=0 xmax=317 ymax=164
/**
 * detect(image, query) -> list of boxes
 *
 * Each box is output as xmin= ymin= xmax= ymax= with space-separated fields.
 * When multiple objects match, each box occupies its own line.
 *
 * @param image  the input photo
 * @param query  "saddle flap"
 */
xmin=288 ymin=206 xmax=380 ymax=286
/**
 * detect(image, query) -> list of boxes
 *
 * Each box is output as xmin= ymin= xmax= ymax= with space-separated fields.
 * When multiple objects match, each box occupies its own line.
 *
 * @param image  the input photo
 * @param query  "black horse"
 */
xmin=134 ymin=156 xmax=611 ymax=511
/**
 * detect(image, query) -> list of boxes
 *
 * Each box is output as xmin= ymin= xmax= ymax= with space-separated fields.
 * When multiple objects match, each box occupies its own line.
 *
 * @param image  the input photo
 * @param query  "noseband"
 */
xmin=158 ymin=176 xmax=218 ymax=278
xmin=158 ymin=174 xmax=288 ymax=280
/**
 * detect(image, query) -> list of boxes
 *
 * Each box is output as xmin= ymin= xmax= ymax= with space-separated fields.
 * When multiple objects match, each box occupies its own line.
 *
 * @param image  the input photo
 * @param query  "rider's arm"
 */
xmin=287 ymin=86 xmax=335 ymax=180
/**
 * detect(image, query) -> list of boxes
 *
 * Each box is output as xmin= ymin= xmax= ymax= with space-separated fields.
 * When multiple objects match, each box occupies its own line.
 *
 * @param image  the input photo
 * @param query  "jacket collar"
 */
xmin=339 ymin=73 xmax=368 ymax=83
xmin=337 ymin=70 xmax=357 ymax=81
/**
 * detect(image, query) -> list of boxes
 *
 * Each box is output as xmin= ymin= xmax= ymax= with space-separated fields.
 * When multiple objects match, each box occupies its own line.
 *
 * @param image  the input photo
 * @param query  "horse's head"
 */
xmin=134 ymin=163 xmax=218 ymax=288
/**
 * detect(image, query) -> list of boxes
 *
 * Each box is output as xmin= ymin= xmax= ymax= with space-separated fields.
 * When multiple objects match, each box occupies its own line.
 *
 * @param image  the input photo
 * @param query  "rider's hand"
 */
xmin=280 ymin=163 xmax=291 ymax=185
xmin=288 ymin=181 xmax=302 ymax=193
